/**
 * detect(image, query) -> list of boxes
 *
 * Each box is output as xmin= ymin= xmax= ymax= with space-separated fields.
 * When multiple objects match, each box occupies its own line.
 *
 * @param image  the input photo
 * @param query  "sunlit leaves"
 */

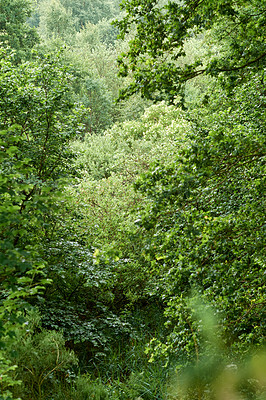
xmin=134 ymin=74 xmax=265 ymax=358
xmin=113 ymin=0 xmax=266 ymax=103
xmin=0 ymin=0 xmax=39 ymax=61
xmin=0 ymin=50 xmax=85 ymax=394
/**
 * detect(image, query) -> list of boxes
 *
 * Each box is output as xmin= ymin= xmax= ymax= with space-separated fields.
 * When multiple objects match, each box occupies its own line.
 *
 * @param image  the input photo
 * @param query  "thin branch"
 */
xmin=186 ymin=316 xmax=199 ymax=363
xmin=218 ymin=52 xmax=266 ymax=72
xmin=230 ymin=299 xmax=266 ymax=325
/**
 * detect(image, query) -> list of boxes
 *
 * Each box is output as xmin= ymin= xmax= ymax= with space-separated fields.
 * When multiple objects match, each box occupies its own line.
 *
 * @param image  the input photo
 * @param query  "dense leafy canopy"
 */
xmin=31 ymin=0 xmax=121 ymax=35
xmin=60 ymin=0 xmax=120 ymax=27
xmin=0 ymin=0 xmax=265 ymax=399
xmin=0 ymin=50 xmax=86 ymax=398
xmin=135 ymin=75 xmax=265 ymax=358
xmin=0 ymin=0 xmax=39 ymax=61
xmin=114 ymin=0 xmax=266 ymax=103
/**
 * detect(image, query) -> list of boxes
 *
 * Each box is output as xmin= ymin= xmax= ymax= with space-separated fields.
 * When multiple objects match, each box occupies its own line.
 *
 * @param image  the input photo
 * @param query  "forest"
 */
xmin=0 ymin=0 xmax=265 ymax=399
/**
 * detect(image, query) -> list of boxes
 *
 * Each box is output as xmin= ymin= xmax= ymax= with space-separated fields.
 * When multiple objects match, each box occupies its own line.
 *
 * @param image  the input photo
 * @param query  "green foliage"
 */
xmin=97 ymin=18 xmax=119 ymax=46
xmin=74 ymin=102 xmax=190 ymax=178
xmin=0 ymin=356 xmax=21 ymax=400
xmin=11 ymin=329 xmax=78 ymax=400
xmin=166 ymin=307 xmax=266 ymax=400
xmin=73 ymin=376 xmax=109 ymax=400
xmin=108 ymin=366 xmax=168 ymax=400
xmin=77 ymin=74 xmax=113 ymax=134
xmin=1 ymin=0 xmax=264 ymax=398
xmin=38 ymin=0 xmax=76 ymax=42
xmin=32 ymin=212 xmax=134 ymax=370
xmin=0 ymin=0 xmax=39 ymax=61
xmin=0 ymin=50 xmax=85 ymax=175
xmin=0 ymin=312 xmax=77 ymax=400
xmin=114 ymin=0 xmax=266 ymax=103
xmin=29 ymin=0 xmax=121 ymax=41
xmin=60 ymin=0 xmax=120 ymax=28
xmin=168 ymin=353 xmax=266 ymax=400
xmin=0 ymin=49 xmax=85 ymax=397
xmin=134 ymin=74 xmax=265 ymax=360
xmin=65 ymin=35 xmax=149 ymax=126
xmin=70 ymin=102 xmax=191 ymax=251
xmin=33 ymin=102 xmax=189 ymax=378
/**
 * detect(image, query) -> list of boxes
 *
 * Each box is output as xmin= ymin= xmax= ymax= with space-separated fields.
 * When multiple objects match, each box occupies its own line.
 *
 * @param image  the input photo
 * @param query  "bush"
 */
xmin=7 ymin=314 xmax=78 ymax=400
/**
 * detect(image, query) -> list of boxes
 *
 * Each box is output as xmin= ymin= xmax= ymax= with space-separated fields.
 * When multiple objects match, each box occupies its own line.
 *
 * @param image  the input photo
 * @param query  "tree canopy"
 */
xmin=135 ymin=74 xmax=265 ymax=358
xmin=114 ymin=0 xmax=266 ymax=103
xmin=0 ymin=50 xmax=86 ymax=397
xmin=0 ymin=0 xmax=39 ymax=61
xmin=0 ymin=0 xmax=265 ymax=399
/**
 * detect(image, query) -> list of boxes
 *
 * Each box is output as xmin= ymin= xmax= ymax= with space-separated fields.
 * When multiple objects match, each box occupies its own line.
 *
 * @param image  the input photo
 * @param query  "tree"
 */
xmin=77 ymin=74 xmax=113 ymax=134
xmin=60 ymin=0 xmax=120 ymax=28
xmin=38 ymin=0 xmax=76 ymax=42
xmin=113 ymin=0 xmax=266 ymax=103
xmin=135 ymin=73 xmax=265 ymax=360
xmin=0 ymin=49 xmax=85 ymax=397
xmin=0 ymin=0 xmax=39 ymax=61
